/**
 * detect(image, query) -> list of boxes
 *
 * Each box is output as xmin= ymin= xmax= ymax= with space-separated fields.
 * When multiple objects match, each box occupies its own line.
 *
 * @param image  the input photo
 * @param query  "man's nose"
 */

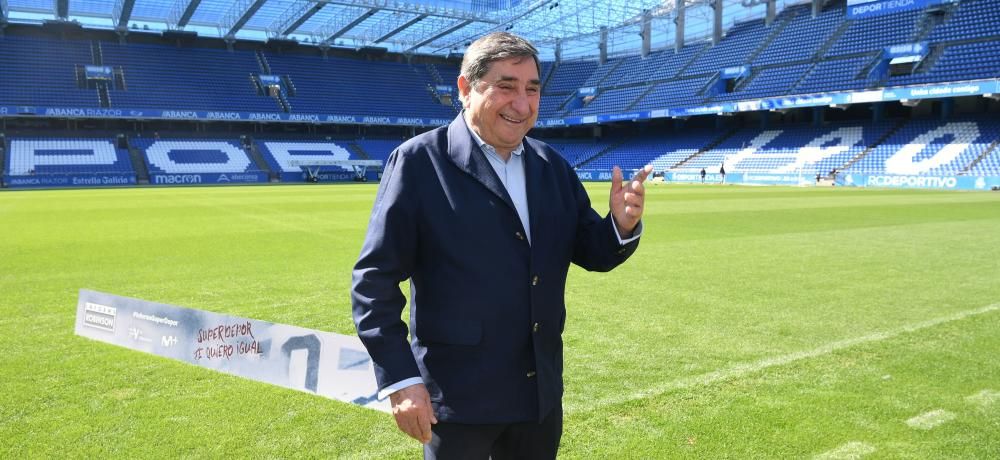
xmin=511 ymin=90 xmax=531 ymax=114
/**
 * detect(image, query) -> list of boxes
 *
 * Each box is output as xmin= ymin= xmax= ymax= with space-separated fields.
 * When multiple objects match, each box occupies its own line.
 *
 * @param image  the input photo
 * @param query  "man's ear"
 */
xmin=457 ymin=75 xmax=471 ymax=108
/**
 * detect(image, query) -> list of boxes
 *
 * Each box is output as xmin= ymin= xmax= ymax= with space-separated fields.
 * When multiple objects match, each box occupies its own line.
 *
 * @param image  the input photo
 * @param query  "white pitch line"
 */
xmin=813 ymin=441 xmax=876 ymax=460
xmin=965 ymin=389 xmax=999 ymax=408
xmin=570 ymin=303 xmax=1000 ymax=413
xmin=905 ymin=409 xmax=956 ymax=430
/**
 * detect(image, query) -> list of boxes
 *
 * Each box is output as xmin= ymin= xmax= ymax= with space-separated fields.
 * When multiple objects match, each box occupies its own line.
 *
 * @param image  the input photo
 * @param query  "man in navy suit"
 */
xmin=351 ymin=32 xmax=652 ymax=459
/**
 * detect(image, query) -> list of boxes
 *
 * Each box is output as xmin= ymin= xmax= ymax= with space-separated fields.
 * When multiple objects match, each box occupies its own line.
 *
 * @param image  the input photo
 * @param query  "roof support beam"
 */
xmin=406 ymin=19 xmax=472 ymax=53
xmin=55 ymin=0 xmax=69 ymax=19
xmin=114 ymin=0 xmax=137 ymax=31
xmin=223 ymin=0 xmax=269 ymax=40
xmin=374 ymin=14 xmax=427 ymax=44
xmin=279 ymin=2 xmax=324 ymax=36
xmin=323 ymin=7 xmax=378 ymax=44
xmin=313 ymin=0 xmax=491 ymax=23
xmin=174 ymin=0 xmax=202 ymax=28
xmin=1 ymin=0 xmax=9 ymax=25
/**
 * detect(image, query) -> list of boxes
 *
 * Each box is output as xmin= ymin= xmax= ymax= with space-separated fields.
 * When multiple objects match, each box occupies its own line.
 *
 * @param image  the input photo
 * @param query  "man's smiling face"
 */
xmin=459 ymin=56 xmax=540 ymax=157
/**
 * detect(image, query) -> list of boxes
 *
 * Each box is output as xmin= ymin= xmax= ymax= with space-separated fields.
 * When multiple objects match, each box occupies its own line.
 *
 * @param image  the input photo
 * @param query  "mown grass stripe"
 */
xmin=572 ymin=303 xmax=1000 ymax=413
xmin=905 ymin=409 xmax=956 ymax=430
xmin=813 ymin=441 xmax=876 ymax=460
xmin=965 ymin=389 xmax=999 ymax=408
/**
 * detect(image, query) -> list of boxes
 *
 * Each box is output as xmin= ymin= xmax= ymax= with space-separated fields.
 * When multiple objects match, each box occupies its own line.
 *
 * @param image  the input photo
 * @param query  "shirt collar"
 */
xmin=462 ymin=113 xmax=524 ymax=159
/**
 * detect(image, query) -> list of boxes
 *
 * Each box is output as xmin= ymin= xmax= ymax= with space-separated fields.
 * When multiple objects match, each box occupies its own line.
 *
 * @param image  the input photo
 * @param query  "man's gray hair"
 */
xmin=460 ymin=32 xmax=541 ymax=87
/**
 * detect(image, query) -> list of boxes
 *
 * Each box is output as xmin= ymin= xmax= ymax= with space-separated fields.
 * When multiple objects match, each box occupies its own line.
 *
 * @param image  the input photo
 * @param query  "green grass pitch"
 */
xmin=1 ymin=183 xmax=999 ymax=458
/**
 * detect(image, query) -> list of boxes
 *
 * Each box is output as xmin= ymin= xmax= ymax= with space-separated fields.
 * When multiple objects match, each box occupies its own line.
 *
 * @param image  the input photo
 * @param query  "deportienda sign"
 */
xmin=73 ymin=289 xmax=388 ymax=412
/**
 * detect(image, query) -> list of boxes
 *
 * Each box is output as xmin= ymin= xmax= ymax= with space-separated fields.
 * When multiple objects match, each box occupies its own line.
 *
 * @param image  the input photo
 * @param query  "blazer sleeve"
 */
xmin=351 ymin=148 xmax=422 ymax=392
xmin=568 ymin=168 xmax=640 ymax=272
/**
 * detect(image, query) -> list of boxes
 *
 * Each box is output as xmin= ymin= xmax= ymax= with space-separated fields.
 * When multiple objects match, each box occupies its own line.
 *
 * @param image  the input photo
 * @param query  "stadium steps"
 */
xmin=839 ymin=118 xmax=908 ymax=171
xmin=281 ymin=75 xmax=297 ymax=97
xmin=960 ymin=139 xmax=1000 ymax=175
xmin=913 ymin=43 xmax=947 ymax=74
xmin=732 ymin=68 xmax=756 ymax=92
xmin=541 ymin=61 xmax=559 ymax=93
xmin=591 ymin=60 xmax=625 ymax=88
xmin=426 ymin=64 xmax=444 ymax=85
xmin=255 ymin=50 xmax=272 ymax=74
xmin=674 ymin=44 xmax=710 ymax=78
xmin=245 ymin=142 xmax=277 ymax=181
xmin=856 ymin=51 xmax=885 ymax=84
xmin=697 ymin=73 xmax=720 ymax=97
xmin=815 ymin=20 xmax=851 ymax=59
xmin=674 ymin=127 xmax=740 ymax=169
xmin=1 ymin=136 xmax=7 ymax=185
xmin=347 ymin=142 xmax=372 ymax=160
xmin=98 ymin=82 xmax=111 ymax=108
xmin=75 ymin=65 xmax=87 ymax=88
xmin=127 ymin=145 xmax=150 ymax=185
xmin=250 ymin=74 xmax=265 ymax=95
xmin=91 ymin=41 xmax=102 ymax=66
xmin=625 ymin=85 xmax=658 ymax=111
xmin=574 ymin=140 xmax=627 ymax=169
xmin=787 ymin=62 xmax=818 ymax=93
xmin=113 ymin=66 xmax=127 ymax=90
xmin=745 ymin=10 xmax=796 ymax=64
xmin=911 ymin=2 xmax=958 ymax=42
xmin=273 ymin=90 xmax=291 ymax=113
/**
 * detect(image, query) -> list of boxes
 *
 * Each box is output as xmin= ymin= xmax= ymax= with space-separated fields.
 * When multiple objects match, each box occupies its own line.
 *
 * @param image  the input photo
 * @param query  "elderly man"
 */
xmin=351 ymin=32 xmax=652 ymax=459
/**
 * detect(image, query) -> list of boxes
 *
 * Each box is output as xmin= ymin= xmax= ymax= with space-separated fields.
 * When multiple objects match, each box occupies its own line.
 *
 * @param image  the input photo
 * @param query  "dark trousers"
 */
xmin=424 ymin=406 xmax=562 ymax=460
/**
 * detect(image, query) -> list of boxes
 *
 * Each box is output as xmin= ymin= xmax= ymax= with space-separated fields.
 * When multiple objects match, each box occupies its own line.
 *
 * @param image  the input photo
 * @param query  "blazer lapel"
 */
xmin=446 ymin=114 xmax=517 ymax=212
xmin=523 ymin=139 xmax=548 ymax=246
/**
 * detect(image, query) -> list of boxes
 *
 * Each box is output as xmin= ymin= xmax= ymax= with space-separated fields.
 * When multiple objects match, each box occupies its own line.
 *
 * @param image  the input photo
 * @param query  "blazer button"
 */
xmin=532 ymin=322 xmax=539 ymax=333
xmin=616 ymin=248 xmax=627 ymax=255
xmin=526 ymin=371 xmax=536 ymax=378
xmin=531 ymin=275 xmax=539 ymax=286
xmin=515 ymin=231 xmax=525 ymax=240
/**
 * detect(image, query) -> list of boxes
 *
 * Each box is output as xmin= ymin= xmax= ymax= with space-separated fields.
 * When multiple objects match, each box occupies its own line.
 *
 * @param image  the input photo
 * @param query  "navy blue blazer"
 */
xmin=351 ymin=115 xmax=639 ymax=424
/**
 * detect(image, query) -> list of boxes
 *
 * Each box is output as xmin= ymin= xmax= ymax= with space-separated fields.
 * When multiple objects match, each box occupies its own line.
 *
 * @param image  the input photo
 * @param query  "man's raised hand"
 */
xmin=609 ymin=164 xmax=653 ymax=238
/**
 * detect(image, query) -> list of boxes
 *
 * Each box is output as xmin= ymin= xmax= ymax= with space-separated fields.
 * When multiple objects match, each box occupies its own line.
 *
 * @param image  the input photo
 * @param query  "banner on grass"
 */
xmin=74 ymin=289 xmax=388 ymax=412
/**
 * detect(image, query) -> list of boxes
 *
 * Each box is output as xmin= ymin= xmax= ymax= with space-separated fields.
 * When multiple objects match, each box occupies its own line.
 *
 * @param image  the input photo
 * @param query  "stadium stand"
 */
xmin=824 ymin=8 xmax=924 ymax=57
xmin=131 ymin=138 xmax=263 ymax=174
xmin=254 ymin=139 xmax=362 ymax=182
xmin=100 ymin=42 xmax=275 ymax=112
xmin=844 ymin=118 xmax=1000 ymax=176
xmin=541 ymin=139 xmax=614 ymax=166
xmin=751 ymin=4 xmax=844 ymax=66
xmin=353 ymin=139 xmax=404 ymax=162
xmin=712 ymin=121 xmax=896 ymax=175
xmin=0 ymin=36 xmax=98 ymax=107
xmin=585 ymin=130 xmax=727 ymax=172
xmin=633 ymin=77 xmax=713 ymax=110
xmin=2 ymin=0 xmax=1000 ymax=190
xmin=925 ymin=0 xmax=1000 ymax=42
xmin=568 ymin=86 xmax=648 ymax=116
xmin=712 ymin=62 xmax=813 ymax=102
xmin=886 ymin=40 xmax=1000 ymax=87
xmin=5 ymin=138 xmax=135 ymax=176
xmin=264 ymin=54 xmax=457 ymax=119
xmin=544 ymin=59 xmax=600 ymax=94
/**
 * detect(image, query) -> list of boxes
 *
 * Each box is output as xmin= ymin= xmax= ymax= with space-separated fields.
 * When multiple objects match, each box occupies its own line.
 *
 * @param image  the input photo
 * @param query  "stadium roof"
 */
xmin=3 ymin=0 xmax=797 ymax=60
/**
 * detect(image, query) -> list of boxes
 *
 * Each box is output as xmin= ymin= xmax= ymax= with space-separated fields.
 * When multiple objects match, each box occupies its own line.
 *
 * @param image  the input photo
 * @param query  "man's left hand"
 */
xmin=609 ymin=164 xmax=653 ymax=238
